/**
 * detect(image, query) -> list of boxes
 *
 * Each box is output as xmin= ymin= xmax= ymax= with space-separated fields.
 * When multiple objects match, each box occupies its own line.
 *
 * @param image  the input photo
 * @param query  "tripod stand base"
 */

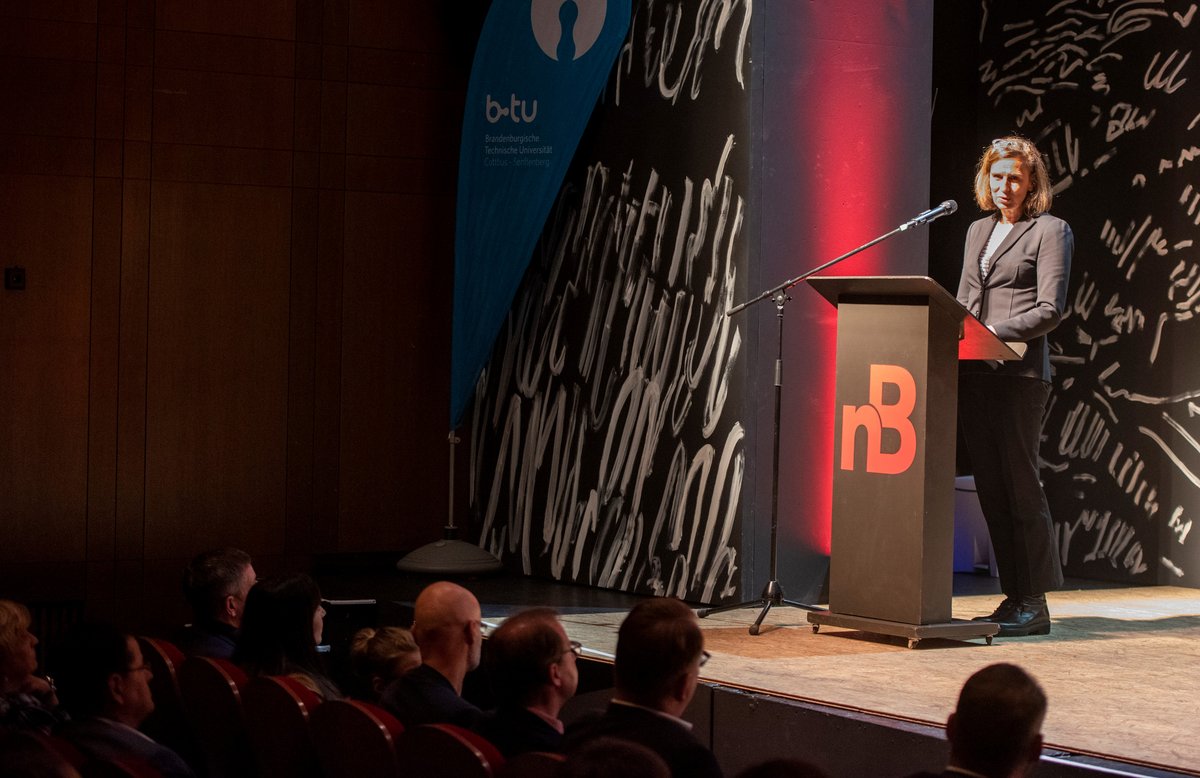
xmin=807 ymin=610 xmax=998 ymax=649
xmin=395 ymin=539 xmax=503 ymax=575
xmin=697 ymin=580 xmax=822 ymax=635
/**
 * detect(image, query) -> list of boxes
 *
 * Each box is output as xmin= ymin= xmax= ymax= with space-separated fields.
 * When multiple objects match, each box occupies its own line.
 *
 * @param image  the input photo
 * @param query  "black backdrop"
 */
xmin=932 ymin=0 xmax=1200 ymax=587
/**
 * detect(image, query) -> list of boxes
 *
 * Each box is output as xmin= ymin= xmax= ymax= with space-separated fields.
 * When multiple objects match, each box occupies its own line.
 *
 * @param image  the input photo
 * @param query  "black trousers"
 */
xmin=958 ymin=372 xmax=1063 ymax=597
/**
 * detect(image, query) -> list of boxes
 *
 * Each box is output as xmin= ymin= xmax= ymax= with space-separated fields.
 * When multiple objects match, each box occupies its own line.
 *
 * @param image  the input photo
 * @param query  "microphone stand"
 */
xmin=698 ymin=206 xmax=952 ymax=635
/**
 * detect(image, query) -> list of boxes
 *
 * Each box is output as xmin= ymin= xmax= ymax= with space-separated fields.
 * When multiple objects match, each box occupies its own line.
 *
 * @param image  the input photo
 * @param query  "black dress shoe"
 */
xmin=972 ymin=595 xmax=1018 ymax=623
xmin=996 ymin=595 xmax=1051 ymax=637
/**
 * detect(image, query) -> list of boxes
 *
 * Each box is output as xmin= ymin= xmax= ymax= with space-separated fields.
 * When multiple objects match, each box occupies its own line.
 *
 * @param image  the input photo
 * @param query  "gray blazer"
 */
xmin=956 ymin=212 xmax=1073 ymax=381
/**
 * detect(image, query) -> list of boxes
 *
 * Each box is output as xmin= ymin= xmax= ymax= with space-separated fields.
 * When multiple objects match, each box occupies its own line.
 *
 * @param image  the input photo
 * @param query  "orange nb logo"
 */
xmin=839 ymin=364 xmax=917 ymax=475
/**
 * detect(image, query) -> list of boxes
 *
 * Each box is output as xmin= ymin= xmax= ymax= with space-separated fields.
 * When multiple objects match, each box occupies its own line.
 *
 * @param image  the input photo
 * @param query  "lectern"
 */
xmin=805 ymin=276 xmax=1021 ymax=648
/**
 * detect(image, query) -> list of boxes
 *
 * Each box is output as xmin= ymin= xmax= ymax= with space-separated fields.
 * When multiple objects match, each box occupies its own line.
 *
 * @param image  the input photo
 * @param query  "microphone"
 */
xmin=900 ymin=200 xmax=957 ymax=230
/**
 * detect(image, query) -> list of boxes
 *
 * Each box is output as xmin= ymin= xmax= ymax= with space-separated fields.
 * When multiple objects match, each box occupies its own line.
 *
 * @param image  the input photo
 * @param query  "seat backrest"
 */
xmin=80 ymin=754 xmax=164 ymax=778
xmin=35 ymin=730 xmax=163 ymax=778
xmin=310 ymin=699 xmax=404 ymax=778
xmin=241 ymin=675 xmax=323 ymax=778
xmin=396 ymin=722 xmax=505 ymax=778
xmin=177 ymin=656 xmax=255 ymax=778
xmin=497 ymin=751 xmax=566 ymax=778
xmin=33 ymin=732 xmax=88 ymax=769
xmin=137 ymin=636 xmax=200 ymax=768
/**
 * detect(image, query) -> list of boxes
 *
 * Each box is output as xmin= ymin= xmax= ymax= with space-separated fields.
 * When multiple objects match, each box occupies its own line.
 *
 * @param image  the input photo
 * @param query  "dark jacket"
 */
xmin=175 ymin=620 xmax=238 ymax=660
xmin=60 ymin=717 xmax=196 ymax=777
xmin=563 ymin=701 xmax=722 ymax=778
xmin=956 ymin=213 xmax=1073 ymax=381
xmin=379 ymin=663 xmax=484 ymax=730
xmin=479 ymin=705 xmax=562 ymax=757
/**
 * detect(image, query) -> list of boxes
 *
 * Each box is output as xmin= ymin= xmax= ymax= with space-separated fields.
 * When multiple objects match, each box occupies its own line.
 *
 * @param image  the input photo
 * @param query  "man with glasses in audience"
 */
xmin=56 ymin=623 xmax=196 ymax=777
xmin=564 ymin=597 xmax=721 ymax=778
xmin=479 ymin=607 xmax=580 ymax=756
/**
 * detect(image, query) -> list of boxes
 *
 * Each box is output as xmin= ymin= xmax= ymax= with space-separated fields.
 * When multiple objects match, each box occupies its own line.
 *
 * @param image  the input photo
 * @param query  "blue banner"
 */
xmin=450 ymin=0 xmax=631 ymax=427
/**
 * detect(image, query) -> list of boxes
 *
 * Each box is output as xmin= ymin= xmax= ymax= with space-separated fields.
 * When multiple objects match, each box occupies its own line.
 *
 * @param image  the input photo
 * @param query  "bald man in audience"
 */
xmin=379 ymin=581 xmax=485 ymax=729
xmin=563 ymin=597 xmax=721 ymax=778
xmin=479 ymin=607 xmax=579 ymax=756
xmin=905 ymin=663 xmax=1047 ymax=778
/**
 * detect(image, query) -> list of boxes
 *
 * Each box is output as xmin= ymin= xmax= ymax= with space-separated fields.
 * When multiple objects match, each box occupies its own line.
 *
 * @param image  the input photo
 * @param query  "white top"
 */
xmin=979 ymin=221 xmax=1014 ymax=278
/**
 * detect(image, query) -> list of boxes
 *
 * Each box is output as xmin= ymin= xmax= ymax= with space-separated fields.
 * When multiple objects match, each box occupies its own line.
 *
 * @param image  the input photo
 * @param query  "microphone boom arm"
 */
xmin=726 ymin=200 xmax=956 ymax=317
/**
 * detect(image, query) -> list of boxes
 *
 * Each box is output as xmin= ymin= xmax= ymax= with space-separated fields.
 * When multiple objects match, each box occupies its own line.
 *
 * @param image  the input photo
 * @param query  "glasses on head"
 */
xmin=560 ymin=640 xmax=583 ymax=659
xmin=123 ymin=663 xmax=152 ymax=675
xmin=698 ymin=649 xmax=712 ymax=668
xmin=991 ymin=138 xmax=1021 ymax=153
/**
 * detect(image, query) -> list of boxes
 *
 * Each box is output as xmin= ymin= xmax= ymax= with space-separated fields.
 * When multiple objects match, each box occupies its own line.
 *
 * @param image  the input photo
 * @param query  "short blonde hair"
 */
xmin=973 ymin=135 xmax=1053 ymax=218
xmin=0 ymin=600 xmax=32 ymax=660
xmin=349 ymin=626 xmax=420 ymax=682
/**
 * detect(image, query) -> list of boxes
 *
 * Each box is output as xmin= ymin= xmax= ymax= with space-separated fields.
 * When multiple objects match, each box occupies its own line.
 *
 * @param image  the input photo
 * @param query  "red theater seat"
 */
xmin=136 ymin=636 xmax=199 ymax=767
xmin=178 ymin=656 xmax=254 ymax=778
xmin=396 ymin=722 xmax=506 ymax=778
xmin=497 ymin=750 xmax=565 ymax=778
xmin=242 ymin=675 xmax=323 ymax=778
xmin=311 ymin=699 xmax=405 ymax=778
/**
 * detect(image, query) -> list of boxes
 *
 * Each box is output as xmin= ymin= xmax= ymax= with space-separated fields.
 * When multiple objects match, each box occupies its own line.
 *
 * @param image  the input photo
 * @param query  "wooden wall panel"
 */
xmin=153 ymin=69 xmax=295 ymax=149
xmin=0 ymin=175 xmax=93 ymax=561
xmin=338 ymin=191 xmax=452 ymax=550
xmin=157 ymin=0 xmax=296 ymax=40
xmin=152 ymin=143 xmax=293 ymax=188
xmin=313 ymin=189 xmax=345 ymax=551
xmin=0 ymin=0 xmax=470 ymax=627
xmin=154 ymin=30 xmax=295 ymax=77
xmin=286 ymin=188 xmax=319 ymax=555
xmin=345 ymin=83 xmax=459 ymax=160
xmin=348 ymin=0 xmax=448 ymax=54
xmin=2 ymin=1 xmax=97 ymax=24
xmin=86 ymin=175 xmax=123 ymax=599
xmin=144 ymin=181 xmax=292 ymax=556
xmin=0 ymin=58 xmax=96 ymax=137
xmin=115 ymin=178 xmax=150 ymax=561
xmin=0 ymin=17 xmax=97 ymax=60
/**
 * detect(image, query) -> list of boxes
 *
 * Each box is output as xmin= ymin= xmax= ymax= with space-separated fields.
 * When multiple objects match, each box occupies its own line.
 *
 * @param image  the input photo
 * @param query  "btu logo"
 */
xmin=840 ymin=364 xmax=917 ymax=475
xmin=486 ymin=93 xmax=539 ymax=124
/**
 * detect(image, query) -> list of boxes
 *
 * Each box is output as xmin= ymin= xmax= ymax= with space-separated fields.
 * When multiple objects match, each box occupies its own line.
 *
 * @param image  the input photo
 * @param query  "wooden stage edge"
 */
xmin=551 ymin=586 xmax=1200 ymax=778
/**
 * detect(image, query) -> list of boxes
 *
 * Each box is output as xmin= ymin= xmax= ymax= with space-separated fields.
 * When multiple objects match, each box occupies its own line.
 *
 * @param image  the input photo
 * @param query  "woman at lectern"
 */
xmin=956 ymin=135 xmax=1072 ymax=638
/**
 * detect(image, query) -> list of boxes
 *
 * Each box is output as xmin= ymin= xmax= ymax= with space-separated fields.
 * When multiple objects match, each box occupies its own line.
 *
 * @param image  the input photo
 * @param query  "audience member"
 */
xmin=348 ymin=626 xmax=420 ymax=700
xmin=54 ymin=622 xmax=195 ymax=777
xmin=906 ymin=663 xmax=1047 ymax=778
xmin=380 ymin=581 xmax=485 ymax=729
xmin=560 ymin=736 xmax=671 ymax=778
xmin=0 ymin=730 xmax=82 ymax=778
xmin=478 ymin=607 xmax=579 ymax=756
xmin=0 ymin=599 xmax=68 ymax=733
xmin=563 ymin=597 xmax=722 ymax=778
xmin=736 ymin=758 xmax=828 ymax=778
xmin=232 ymin=572 xmax=343 ymax=700
xmin=178 ymin=547 xmax=256 ymax=659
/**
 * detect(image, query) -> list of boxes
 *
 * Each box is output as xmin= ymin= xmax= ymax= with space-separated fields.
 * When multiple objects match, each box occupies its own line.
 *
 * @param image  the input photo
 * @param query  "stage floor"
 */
xmin=556 ymin=586 xmax=1200 ymax=776
xmin=317 ymin=567 xmax=1199 ymax=776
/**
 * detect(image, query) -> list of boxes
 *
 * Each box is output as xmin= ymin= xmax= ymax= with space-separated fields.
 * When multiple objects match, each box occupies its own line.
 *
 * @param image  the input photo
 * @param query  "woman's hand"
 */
xmin=20 ymin=674 xmax=58 ymax=707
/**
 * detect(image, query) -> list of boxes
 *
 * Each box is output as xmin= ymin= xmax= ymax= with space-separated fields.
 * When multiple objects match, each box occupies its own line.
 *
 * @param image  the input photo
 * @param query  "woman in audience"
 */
xmin=348 ymin=626 xmax=421 ymax=700
xmin=232 ymin=573 xmax=343 ymax=700
xmin=0 ymin=599 xmax=68 ymax=733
